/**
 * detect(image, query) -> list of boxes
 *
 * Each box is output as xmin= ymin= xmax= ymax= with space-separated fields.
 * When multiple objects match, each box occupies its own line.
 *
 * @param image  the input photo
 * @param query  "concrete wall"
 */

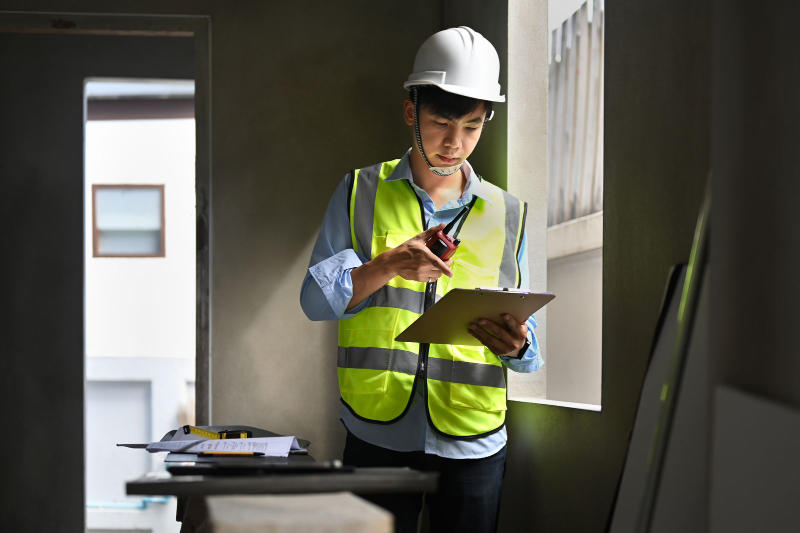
xmin=711 ymin=0 xmax=800 ymax=411
xmin=708 ymin=8 xmax=800 ymax=526
xmin=441 ymin=0 xmax=509 ymax=190
xmin=203 ymin=1 xmax=439 ymax=461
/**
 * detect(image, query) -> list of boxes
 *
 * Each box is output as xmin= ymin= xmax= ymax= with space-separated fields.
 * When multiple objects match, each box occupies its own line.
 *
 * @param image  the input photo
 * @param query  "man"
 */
xmin=300 ymin=26 xmax=542 ymax=533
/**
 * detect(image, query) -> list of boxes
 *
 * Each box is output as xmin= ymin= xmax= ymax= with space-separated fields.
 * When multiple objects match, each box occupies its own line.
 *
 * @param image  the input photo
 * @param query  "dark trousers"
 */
xmin=342 ymin=431 xmax=507 ymax=533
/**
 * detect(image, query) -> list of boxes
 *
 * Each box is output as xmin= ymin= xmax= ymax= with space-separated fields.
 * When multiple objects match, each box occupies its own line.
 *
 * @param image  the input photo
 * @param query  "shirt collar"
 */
xmin=386 ymin=149 xmax=493 ymax=204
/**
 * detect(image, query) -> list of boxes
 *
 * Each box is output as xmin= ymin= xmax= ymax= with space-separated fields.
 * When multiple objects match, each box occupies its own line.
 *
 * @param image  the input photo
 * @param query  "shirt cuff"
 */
xmin=500 ymin=315 xmax=543 ymax=373
xmin=308 ymin=249 xmax=367 ymax=318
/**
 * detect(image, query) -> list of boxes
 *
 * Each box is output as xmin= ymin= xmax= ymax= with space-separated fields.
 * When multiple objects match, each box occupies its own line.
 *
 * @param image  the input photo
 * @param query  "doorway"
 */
xmin=0 ymin=13 xmax=210 ymax=532
xmin=84 ymin=78 xmax=196 ymax=532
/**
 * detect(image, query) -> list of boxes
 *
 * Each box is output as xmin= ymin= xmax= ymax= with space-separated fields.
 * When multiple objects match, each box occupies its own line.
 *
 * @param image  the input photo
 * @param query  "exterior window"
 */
xmin=92 ymin=184 xmax=165 ymax=257
xmin=507 ymin=0 xmax=604 ymax=410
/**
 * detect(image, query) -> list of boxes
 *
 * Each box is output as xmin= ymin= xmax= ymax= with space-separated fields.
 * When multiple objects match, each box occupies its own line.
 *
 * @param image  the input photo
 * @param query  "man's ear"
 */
xmin=403 ymin=99 xmax=415 ymax=126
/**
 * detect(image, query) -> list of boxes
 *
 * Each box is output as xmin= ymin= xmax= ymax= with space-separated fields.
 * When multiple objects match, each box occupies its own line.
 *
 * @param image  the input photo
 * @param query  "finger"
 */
xmin=468 ymin=323 xmax=514 ymax=356
xmin=419 ymin=223 xmax=446 ymax=241
xmin=415 ymin=268 xmax=446 ymax=283
xmin=425 ymin=250 xmax=453 ymax=277
xmin=502 ymin=314 xmax=528 ymax=341
xmin=476 ymin=318 xmax=518 ymax=348
xmin=471 ymin=320 xmax=514 ymax=350
xmin=427 ymin=269 xmax=443 ymax=281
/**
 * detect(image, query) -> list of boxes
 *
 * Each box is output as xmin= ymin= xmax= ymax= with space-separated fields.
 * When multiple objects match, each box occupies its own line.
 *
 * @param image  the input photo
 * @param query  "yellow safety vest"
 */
xmin=338 ymin=158 xmax=527 ymax=438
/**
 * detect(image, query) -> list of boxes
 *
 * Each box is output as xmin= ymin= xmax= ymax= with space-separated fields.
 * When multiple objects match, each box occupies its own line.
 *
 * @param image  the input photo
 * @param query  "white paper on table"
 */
xmin=143 ymin=436 xmax=300 ymax=457
xmin=117 ymin=426 xmax=308 ymax=456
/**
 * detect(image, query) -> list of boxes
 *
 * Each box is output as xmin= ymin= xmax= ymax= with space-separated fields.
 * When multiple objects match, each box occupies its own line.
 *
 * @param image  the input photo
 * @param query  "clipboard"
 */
xmin=395 ymin=288 xmax=555 ymax=346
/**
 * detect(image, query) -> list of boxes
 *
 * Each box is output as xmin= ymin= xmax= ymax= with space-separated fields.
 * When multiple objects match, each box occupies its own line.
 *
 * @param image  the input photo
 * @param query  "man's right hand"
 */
xmin=385 ymin=223 xmax=454 ymax=282
xmin=346 ymin=224 xmax=453 ymax=310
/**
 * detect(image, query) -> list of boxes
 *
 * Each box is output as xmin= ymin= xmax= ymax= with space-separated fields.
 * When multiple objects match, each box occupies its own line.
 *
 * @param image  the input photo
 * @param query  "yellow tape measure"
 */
xmin=182 ymin=425 xmax=220 ymax=439
xmin=181 ymin=425 xmax=251 ymax=440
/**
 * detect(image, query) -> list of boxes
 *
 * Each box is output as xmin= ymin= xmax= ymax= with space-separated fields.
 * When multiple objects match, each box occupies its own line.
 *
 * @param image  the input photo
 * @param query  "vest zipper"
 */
xmin=418 ymin=279 xmax=437 ymax=380
xmin=408 ymin=180 xmax=443 ymax=425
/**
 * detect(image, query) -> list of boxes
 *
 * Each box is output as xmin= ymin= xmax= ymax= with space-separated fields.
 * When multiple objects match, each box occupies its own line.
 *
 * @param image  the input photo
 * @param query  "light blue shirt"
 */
xmin=300 ymin=150 xmax=543 ymax=459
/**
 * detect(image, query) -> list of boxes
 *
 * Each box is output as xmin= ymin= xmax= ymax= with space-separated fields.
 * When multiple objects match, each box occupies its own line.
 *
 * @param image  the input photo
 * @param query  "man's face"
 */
xmin=404 ymin=99 xmax=486 ymax=168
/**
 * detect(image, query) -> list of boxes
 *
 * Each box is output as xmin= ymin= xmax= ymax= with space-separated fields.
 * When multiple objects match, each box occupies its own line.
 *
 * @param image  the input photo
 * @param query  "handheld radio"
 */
xmin=425 ymin=202 xmax=473 ymax=261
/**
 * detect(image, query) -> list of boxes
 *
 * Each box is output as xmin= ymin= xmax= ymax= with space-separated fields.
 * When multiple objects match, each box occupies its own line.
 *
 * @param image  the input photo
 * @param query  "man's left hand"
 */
xmin=468 ymin=314 xmax=529 ymax=357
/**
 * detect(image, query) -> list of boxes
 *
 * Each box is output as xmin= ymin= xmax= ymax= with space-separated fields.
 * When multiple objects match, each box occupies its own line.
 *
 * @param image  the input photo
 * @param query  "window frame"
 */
xmin=92 ymin=183 xmax=166 ymax=258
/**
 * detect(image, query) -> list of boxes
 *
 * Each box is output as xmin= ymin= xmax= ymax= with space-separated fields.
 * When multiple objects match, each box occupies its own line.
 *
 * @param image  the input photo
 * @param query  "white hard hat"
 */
xmin=404 ymin=26 xmax=505 ymax=103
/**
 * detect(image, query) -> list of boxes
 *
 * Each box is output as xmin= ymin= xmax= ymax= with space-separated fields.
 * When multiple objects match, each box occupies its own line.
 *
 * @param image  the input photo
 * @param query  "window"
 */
xmin=507 ymin=0 xmax=604 ymax=411
xmin=92 ymin=184 xmax=165 ymax=257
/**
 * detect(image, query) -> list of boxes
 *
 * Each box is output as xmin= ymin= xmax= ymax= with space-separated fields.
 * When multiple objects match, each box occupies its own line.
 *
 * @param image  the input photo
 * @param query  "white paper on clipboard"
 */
xmin=395 ymin=288 xmax=555 ymax=346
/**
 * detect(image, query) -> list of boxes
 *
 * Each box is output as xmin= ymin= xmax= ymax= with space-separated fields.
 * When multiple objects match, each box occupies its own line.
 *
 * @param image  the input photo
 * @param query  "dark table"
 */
xmin=126 ymin=454 xmax=438 ymax=531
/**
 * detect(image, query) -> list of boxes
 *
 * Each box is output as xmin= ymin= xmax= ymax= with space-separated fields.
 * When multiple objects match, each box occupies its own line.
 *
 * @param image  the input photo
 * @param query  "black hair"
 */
xmin=413 ymin=85 xmax=493 ymax=121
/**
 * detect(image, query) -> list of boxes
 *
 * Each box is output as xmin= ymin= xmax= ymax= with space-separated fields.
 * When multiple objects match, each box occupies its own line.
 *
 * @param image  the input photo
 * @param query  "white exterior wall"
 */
xmin=546 ymin=247 xmax=602 ymax=405
xmin=84 ymin=117 xmax=195 ymax=533
xmin=84 ymin=119 xmax=196 ymax=359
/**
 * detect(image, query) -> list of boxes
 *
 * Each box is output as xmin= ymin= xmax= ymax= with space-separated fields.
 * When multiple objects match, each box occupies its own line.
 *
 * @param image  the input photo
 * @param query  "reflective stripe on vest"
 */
xmin=338 ymin=159 xmax=526 ymax=438
xmin=338 ymin=346 xmax=506 ymax=388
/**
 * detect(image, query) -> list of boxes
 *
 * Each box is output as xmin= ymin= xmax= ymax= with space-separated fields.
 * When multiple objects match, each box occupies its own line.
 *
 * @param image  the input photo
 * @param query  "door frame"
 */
xmin=0 ymin=10 xmax=213 ymax=424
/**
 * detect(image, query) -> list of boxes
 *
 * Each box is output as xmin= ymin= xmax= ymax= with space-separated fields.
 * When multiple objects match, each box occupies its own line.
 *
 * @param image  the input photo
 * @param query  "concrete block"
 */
xmin=206 ymin=492 xmax=393 ymax=533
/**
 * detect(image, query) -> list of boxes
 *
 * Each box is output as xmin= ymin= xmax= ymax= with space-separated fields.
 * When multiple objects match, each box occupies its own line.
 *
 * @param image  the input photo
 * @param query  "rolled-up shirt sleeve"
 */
xmin=300 ymin=174 xmax=371 ymax=321
xmin=499 ymin=231 xmax=544 ymax=373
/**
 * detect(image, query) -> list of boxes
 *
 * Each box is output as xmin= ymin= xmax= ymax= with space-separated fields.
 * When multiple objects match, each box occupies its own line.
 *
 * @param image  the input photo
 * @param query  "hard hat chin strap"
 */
xmin=412 ymin=87 xmax=462 ymax=177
